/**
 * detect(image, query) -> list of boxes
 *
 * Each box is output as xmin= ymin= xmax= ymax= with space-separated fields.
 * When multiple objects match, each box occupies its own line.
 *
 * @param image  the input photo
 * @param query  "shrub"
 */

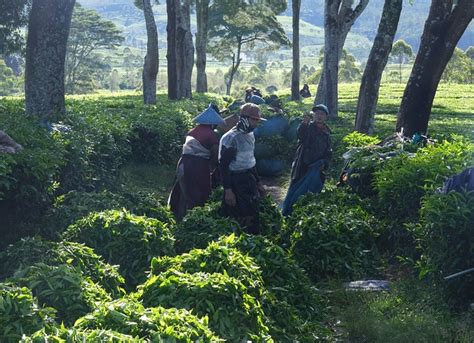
xmin=341 ymin=131 xmax=380 ymax=149
xmin=42 ymin=189 xmax=175 ymax=239
xmin=75 ymin=298 xmax=223 ymax=342
xmin=63 ymin=209 xmax=175 ymax=287
xmin=0 ymin=237 xmax=125 ymax=297
xmin=259 ymin=195 xmax=284 ymax=240
xmin=0 ymin=283 xmax=55 ymax=343
xmin=286 ymin=190 xmax=382 ymax=282
xmin=0 ymin=111 xmax=66 ymax=243
xmin=413 ymin=191 xmax=474 ymax=308
xmin=374 ymin=137 xmax=474 ymax=220
xmin=216 ymin=234 xmax=332 ymax=342
xmin=174 ymin=201 xmax=240 ymax=254
xmin=11 ymin=263 xmax=111 ymax=325
xmin=22 ymin=327 xmax=142 ymax=342
xmin=150 ymin=239 xmax=264 ymax=298
xmin=138 ymin=271 xmax=271 ymax=342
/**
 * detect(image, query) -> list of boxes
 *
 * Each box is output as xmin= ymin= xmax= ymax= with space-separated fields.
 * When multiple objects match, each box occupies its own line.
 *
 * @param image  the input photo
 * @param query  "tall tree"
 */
xmin=315 ymin=0 xmax=368 ymax=118
xmin=396 ymin=0 xmax=474 ymax=136
xmin=167 ymin=0 xmax=178 ymax=99
xmin=208 ymin=0 xmax=289 ymax=95
xmin=355 ymin=0 xmax=402 ymax=134
xmin=66 ymin=3 xmax=123 ymax=94
xmin=135 ymin=0 xmax=159 ymax=104
xmin=176 ymin=0 xmax=194 ymax=99
xmin=291 ymin=0 xmax=301 ymax=101
xmin=0 ymin=0 xmax=30 ymax=55
xmin=195 ymin=0 xmax=210 ymax=93
xmin=25 ymin=0 xmax=76 ymax=123
xmin=390 ymin=39 xmax=413 ymax=83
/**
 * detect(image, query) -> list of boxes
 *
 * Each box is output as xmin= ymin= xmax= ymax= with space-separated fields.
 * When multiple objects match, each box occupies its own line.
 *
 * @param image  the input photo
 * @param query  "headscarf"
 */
xmin=236 ymin=116 xmax=253 ymax=133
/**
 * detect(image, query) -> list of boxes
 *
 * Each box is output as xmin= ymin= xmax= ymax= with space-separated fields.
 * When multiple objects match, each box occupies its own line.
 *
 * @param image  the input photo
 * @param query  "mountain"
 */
xmin=78 ymin=0 xmax=473 ymax=61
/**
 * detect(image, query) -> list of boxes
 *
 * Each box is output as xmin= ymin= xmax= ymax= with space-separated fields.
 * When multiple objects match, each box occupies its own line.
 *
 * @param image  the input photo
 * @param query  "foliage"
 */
xmin=216 ymin=234 xmax=331 ymax=341
xmin=42 ymin=189 xmax=174 ymax=238
xmin=0 ymin=107 xmax=67 ymax=241
xmin=63 ymin=209 xmax=175 ymax=287
xmin=442 ymin=47 xmax=472 ymax=84
xmin=75 ymin=297 xmax=223 ymax=342
xmin=0 ymin=0 xmax=30 ymax=54
xmin=138 ymin=270 xmax=271 ymax=342
xmin=286 ymin=189 xmax=382 ymax=282
xmin=390 ymin=39 xmax=413 ymax=83
xmin=412 ymin=191 xmax=474 ymax=308
xmin=0 ymin=237 xmax=125 ymax=297
xmin=0 ymin=283 xmax=55 ymax=343
xmin=66 ymin=3 xmax=124 ymax=94
xmin=174 ymin=201 xmax=240 ymax=254
xmin=374 ymin=136 xmax=474 ymax=220
xmin=11 ymin=263 xmax=111 ymax=325
xmin=258 ymin=195 xmax=284 ymax=239
xmin=335 ymin=279 xmax=474 ymax=342
xmin=22 ymin=327 xmax=142 ymax=342
xmin=0 ymin=60 xmax=22 ymax=96
xmin=342 ymin=131 xmax=380 ymax=149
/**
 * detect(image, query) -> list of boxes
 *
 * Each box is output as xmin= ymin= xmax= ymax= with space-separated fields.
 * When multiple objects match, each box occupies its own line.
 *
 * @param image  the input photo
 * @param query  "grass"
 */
xmin=326 ymin=278 xmax=474 ymax=342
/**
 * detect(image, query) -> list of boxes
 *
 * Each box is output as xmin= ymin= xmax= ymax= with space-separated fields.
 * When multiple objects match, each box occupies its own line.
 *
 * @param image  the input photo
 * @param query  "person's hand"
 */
xmin=224 ymin=188 xmax=236 ymax=206
xmin=302 ymin=114 xmax=311 ymax=125
xmin=257 ymin=182 xmax=266 ymax=197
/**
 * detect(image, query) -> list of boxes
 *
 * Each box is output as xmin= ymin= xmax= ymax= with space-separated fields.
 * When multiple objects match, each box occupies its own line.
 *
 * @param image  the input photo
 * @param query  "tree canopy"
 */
xmin=0 ymin=0 xmax=30 ymax=54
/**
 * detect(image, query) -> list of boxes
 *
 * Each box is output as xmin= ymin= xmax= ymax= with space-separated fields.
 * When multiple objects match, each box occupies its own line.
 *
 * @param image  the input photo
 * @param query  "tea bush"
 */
xmin=374 ymin=137 xmax=474 ymax=220
xmin=412 ymin=191 xmax=474 ymax=308
xmin=22 ymin=327 xmax=142 ymax=342
xmin=174 ymin=201 xmax=240 ymax=254
xmin=0 ymin=237 xmax=125 ymax=297
xmin=42 ymin=189 xmax=174 ymax=239
xmin=217 ymin=234 xmax=332 ymax=341
xmin=151 ymin=239 xmax=264 ymax=298
xmin=63 ymin=209 xmax=175 ymax=287
xmin=0 ymin=283 xmax=55 ymax=343
xmin=11 ymin=263 xmax=111 ymax=325
xmin=75 ymin=297 xmax=223 ymax=342
xmin=138 ymin=270 xmax=271 ymax=342
xmin=287 ymin=190 xmax=382 ymax=281
xmin=0 ymin=109 xmax=66 ymax=243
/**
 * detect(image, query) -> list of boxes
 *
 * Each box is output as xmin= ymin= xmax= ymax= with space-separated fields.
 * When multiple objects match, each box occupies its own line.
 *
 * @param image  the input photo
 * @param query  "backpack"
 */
xmin=440 ymin=167 xmax=474 ymax=194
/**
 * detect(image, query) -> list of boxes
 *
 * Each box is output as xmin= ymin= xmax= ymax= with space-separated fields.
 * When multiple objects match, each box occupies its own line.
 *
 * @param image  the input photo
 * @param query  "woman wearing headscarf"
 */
xmin=218 ymin=103 xmax=266 ymax=234
xmin=281 ymin=104 xmax=332 ymax=216
xmin=168 ymin=104 xmax=225 ymax=220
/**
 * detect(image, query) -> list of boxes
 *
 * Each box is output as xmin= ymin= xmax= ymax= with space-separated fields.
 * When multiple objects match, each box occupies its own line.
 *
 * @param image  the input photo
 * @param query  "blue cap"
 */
xmin=312 ymin=104 xmax=329 ymax=116
xmin=193 ymin=104 xmax=226 ymax=125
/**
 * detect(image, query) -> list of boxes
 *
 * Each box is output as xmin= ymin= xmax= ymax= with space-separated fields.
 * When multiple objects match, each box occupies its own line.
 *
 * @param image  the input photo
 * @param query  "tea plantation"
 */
xmin=0 ymin=84 xmax=473 ymax=341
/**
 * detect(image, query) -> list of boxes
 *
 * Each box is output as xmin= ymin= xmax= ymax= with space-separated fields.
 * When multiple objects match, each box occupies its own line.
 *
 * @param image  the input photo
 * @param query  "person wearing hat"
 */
xmin=218 ymin=103 xmax=266 ymax=234
xmin=168 ymin=104 xmax=225 ymax=220
xmin=281 ymin=104 xmax=332 ymax=216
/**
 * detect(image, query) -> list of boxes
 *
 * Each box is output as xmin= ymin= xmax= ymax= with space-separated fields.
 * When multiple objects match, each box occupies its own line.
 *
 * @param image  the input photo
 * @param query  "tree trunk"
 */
xmin=167 ymin=0 xmax=178 ymax=99
xmin=291 ymin=0 xmax=301 ymax=101
xmin=315 ymin=0 xmax=368 ymax=118
xmin=195 ymin=0 xmax=209 ymax=93
xmin=355 ymin=0 xmax=402 ymax=134
xmin=396 ymin=0 xmax=473 ymax=136
xmin=142 ymin=0 xmax=159 ymax=104
xmin=25 ymin=0 xmax=76 ymax=123
xmin=225 ymin=42 xmax=242 ymax=96
xmin=176 ymin=0 xmax=194 ymax=99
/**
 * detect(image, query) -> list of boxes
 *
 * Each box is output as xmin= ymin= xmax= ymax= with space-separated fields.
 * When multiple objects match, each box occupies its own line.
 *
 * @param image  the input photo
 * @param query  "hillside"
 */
xmin=79 ymin=0 xmax=473 ymax=56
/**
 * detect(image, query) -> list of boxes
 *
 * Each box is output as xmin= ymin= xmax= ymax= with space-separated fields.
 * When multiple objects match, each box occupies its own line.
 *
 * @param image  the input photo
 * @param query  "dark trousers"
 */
xmin=221 ymin=171 xmax=260 ymax=234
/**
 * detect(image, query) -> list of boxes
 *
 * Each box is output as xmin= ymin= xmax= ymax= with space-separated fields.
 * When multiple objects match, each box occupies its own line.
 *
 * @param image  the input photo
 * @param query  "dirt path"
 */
xmin=260 ymin=174 xmax=289 ymax=204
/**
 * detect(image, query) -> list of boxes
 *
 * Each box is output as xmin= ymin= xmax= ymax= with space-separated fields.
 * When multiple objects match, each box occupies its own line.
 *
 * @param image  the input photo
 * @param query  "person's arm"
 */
xmin=209 ymin=144 xmax=219 ymax=170
xmin=322 ymin=134 xmax=332 ymax=169
xmin=219 ymin=145 xmax=237 ymax=206
xmin=297 ymin=116 xmax=310 ymax=140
